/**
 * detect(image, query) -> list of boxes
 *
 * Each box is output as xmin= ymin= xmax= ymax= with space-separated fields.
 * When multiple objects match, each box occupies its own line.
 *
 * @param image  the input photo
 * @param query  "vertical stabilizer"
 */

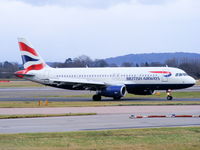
xmin=18 ymin=38 xmax=48 ymax=71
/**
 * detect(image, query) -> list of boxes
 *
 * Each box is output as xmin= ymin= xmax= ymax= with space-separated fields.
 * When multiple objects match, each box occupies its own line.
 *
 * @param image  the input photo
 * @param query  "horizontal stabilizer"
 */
xmin=15 ymin=73 xmax=35 ymax=77
xmin=14 ymin=70 xmax=35 ymax=78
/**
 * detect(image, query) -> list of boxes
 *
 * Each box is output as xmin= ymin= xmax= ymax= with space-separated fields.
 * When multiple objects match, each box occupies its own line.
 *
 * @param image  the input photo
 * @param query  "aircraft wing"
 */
xmin=49 ymin=78 xmax=107 ymax=90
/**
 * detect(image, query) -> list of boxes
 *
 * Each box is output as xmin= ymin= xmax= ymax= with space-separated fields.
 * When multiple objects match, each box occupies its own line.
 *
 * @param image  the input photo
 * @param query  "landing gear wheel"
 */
xmin=93 ymin=95 xmax=101 ymax=101
xmin=167 ymin=95 xmax=173 ymax=100
xmin=113 ymin=96 xmax=121 ymax=100
xmin=166 ymin=89 xmax=173 ymax=101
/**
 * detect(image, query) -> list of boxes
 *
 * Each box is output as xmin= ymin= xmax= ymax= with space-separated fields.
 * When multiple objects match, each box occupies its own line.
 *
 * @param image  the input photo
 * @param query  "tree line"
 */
xmin=0 ymin=61 xmax=19 ymax=78
xmin=0 ymin=55 xmax=200 ymax=79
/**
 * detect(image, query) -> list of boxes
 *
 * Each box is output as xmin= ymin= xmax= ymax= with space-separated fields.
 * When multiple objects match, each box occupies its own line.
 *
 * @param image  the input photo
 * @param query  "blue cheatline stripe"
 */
xmin=21 ymin=55 xmax=39 ymax=64
xmin=164 ymin=73 xmax=172 ymax=77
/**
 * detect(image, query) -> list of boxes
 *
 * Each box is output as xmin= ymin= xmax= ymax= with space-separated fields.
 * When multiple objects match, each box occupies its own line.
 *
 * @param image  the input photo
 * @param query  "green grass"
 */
xmin=0 ymin=101 xmax=200 ymax=108
xmin=135 ymin=91 xmax=200 ymax=99
xmin=0 ymin=113 xmax=96 ymax=119
xmin=125 ymin=91 xmax=200 ymax=99
xmin=0 ymin=127 xmax=199 ymax=150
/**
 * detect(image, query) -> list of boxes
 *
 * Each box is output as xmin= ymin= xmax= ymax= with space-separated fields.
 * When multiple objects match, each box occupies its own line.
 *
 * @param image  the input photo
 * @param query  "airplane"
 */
xmin=15 ymin=38 xmax=196 ymax=101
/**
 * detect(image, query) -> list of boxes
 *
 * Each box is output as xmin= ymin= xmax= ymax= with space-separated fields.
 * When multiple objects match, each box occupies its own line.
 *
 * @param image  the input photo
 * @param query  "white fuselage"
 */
xmin=16 ymin=38 xmax=196 ymax=100
xmin=27 ymin=66 xmax=195 ymax=92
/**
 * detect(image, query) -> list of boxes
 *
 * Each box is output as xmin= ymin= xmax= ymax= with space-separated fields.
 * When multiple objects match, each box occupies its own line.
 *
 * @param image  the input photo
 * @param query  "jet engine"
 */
xmin=98 ymin=85 xmax=126 ymax=99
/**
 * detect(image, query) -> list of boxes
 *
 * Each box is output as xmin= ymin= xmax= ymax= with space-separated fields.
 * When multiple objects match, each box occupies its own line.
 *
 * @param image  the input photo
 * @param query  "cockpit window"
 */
xmin=175 ymin=73 xmax=188 ymax=77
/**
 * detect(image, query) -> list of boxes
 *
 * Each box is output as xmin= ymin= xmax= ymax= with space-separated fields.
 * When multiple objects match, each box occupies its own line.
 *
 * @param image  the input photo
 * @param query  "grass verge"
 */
xmin=0 ymin=80 xmax=43 ymax=88
xmin=0 ymin=127 xmax=199 ymax=150
xmin=0 ymin=101 xmax=200 ymax=108
xmin=0 ymin=113 xmax=96 ymax=119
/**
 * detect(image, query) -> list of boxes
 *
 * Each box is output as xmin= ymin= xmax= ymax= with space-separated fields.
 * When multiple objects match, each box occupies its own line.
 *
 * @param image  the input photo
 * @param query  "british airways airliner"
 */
xmin=15 ymin=38 xmax=196 ymax=101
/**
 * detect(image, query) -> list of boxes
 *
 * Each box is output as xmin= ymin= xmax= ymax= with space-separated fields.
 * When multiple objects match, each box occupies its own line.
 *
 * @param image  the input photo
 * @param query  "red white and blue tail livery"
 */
xmin=15 ymin=38 xmax=196 ymax=101
xmin=18 ymin=38 xmax=46 ymax=71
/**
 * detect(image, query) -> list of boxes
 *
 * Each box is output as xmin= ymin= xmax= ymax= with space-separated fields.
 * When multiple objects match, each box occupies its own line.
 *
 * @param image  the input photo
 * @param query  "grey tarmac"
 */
xmin=0 ymin=86 xmax=199 ymax=134
xmin=0 ymin=105 xmax=199 ymax=115
xmin=0 ymin=86 xmax=199 ymax=98
xmin=0 ymin=114 xmax=199 ymax=134
xmin=0 ymin=86 xmax=200 ymax=101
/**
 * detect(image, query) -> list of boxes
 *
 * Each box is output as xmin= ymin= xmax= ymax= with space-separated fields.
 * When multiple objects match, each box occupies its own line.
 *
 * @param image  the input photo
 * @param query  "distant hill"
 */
xmin=105 ymin=52 xmax=200 ymax=65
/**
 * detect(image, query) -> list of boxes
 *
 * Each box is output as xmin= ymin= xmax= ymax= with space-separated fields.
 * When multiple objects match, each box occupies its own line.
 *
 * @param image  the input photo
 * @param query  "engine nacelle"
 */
xmin=98 ymin=85 xmax=126 ymax=98
xmin=129 ymin=89 xmax=154 ymax=95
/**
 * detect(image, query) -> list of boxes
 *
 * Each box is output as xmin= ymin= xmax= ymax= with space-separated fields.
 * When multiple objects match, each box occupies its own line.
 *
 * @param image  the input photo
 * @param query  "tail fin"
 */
xmin=18 ymin=38 xmax=48 ymax=71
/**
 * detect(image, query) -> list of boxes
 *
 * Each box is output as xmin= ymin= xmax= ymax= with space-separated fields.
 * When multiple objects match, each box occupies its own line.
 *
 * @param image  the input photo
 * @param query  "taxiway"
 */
xmin=0 ymin=114 xmax=199 ymax=134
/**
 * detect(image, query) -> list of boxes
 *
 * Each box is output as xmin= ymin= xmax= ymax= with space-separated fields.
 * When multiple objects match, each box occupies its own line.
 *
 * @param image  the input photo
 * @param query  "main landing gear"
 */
xmin=92 ymin=95 xmax=122 ymax=101
xmin=113 ymin=96 xmax=121 ymax=100
xmin=93 ymin=94 xmax=101 ymax=101
xmin=166 ymin=89 xmax=173 ymax=100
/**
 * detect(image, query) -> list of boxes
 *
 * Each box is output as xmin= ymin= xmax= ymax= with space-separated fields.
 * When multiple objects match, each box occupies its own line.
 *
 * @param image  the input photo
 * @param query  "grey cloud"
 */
xmin=13 ymin=0 xmax=131 ymax=8
xmin=137 ymin=0 xmax=175 ymax=5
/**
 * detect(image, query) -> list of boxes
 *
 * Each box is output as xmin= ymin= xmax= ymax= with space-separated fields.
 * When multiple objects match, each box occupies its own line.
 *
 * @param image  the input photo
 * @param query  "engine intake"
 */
xmin=98 ymin=85 xmax=126 ymax=98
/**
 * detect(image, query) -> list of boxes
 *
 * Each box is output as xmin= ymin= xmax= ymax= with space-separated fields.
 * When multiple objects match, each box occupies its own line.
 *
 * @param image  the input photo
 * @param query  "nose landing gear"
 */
xmin=166 ymin=89 xmax=173 ymax=100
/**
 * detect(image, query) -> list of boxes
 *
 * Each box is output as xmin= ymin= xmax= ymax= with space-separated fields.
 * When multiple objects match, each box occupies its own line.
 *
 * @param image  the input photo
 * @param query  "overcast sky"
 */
xmin=1 ymin=0 xmax=200 ymax=62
